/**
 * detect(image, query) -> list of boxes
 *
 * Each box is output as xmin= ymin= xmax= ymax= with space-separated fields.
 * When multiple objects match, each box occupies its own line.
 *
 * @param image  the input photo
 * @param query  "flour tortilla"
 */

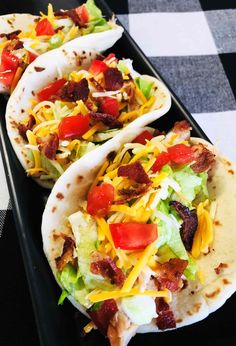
xmin=6 ymin=47 xmax=171 ymax=188
xmin=0 ymin=13 xmax=123 ymax=93
xmin=41 ymin=130 xmax=236 ymax=337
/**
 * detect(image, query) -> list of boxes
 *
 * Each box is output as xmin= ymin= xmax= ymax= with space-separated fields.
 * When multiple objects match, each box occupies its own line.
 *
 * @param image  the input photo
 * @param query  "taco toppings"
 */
xmin=0 ymin=0 xmax=114 ymax=92
xmin=16 ymin=53 xmax=164 ymax=185
xmin=49 ymin=121 xmax=216 ymax=344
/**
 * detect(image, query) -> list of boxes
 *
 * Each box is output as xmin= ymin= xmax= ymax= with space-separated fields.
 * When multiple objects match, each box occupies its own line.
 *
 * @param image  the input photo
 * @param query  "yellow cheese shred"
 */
xmin=88 ymin=288 xmax=170 ymax=303
xmin=26 ymin=130 xmax=41 ymax=169
xmin=90 ymin=160 xmax=109 ymax=191
xmin=82 ymin=122 xmax=104 ymax=140
xmin=83 ymin=321 xmax=95 ymax=334
xmin=109 ymin=205 xmax=137 ymax=217
xmin=139 ymin=95 xmax=156 ymax=115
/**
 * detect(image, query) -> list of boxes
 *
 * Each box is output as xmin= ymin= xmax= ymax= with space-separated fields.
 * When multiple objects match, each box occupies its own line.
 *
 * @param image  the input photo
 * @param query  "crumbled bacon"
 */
xmin=0 ymin=30 xmax=21 ymax=40
xmin=169 ymin=120 xmax=191 ymax=142
xmin=90 ymin=257 xmax=125 ymax=287
xmin=114 ymin=183 xmax=151 ymax=204
xmin=104 ymin=67 xmax=123 ymax=91
xmin=55 ymin=236 xmax=75 ymax=271
xmin=54 ymin=9 xmax=86 ymax=27
xmin=156 ymin=298 xmax=176 ymax=330
xmin=13 ymin=39 xmax=24 ymax=50
xmin=89 ymin=111 xmax=122 ymax=129
xmin=38 ymin=133 xmax=59 ymax=160
xmin=56 ymin=79 xmax=89 ymax=102
xmin=89 ymin=77 xmax=105 ymax=92
xmin=118 ymin=161 xmax=151 ymax=184
xmin=170 ymin=201 xmax=198 ymax=251
xmin=87 ymin=299 xmax=118 ymax=335
xmin=191 ymin=143 xmax=215 ymax=173
xmin=155 ymin=258 xmax=188 ymax=292
xmin=17 ymin=114 xmax=36 ymax=140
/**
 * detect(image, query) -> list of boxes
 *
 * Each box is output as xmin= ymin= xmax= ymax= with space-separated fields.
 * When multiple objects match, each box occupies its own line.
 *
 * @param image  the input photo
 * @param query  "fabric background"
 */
xmin=0 ymin=0 xmax=235 ymax=345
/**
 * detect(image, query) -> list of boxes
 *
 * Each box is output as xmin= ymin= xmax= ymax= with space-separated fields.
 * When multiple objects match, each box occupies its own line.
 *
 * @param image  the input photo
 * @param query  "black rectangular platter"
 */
xmin=0 ymin=1 xmax=235 ymax=346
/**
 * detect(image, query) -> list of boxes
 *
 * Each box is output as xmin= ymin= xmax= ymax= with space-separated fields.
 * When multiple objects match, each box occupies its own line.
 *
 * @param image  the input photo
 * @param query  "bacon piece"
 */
xmin=39 ymin=133 xmax=59 ymax=160
xmin=0 ymin=30 xmax=21 ymax=40
xmin=191 ymin=143 xmax=215 ymax=173
xmin=87 ymin=299 xmax=118 ymax=335
xmin=54 ymin=9 xmax=86 ymax=27
xmin=89 ymin=111 xmax=122 ymax=129
xmin=114 ymin=183 xmax=151 ymax=205
xmin=55 ymin=236 xmax=75 ymax=271
xmin=170 ymin=201 xmax=198 ymax=251
xmin=155 ymin=258 xmax=188 ymax=292
xmin=89 ymin=77 xmax=105 ymax=92
xmin=167 ymin=120 xmax=191 ymax=143
xmin=118 ymin=161 xmax=151 ymax=184
xmin=56 ymin=79 xmax=89 ymax=102
xmin=104 ymin=67 xmax=123 ymax=91
xmin=156 ymin=298 xmax=176 ymax=330
xmin=90 ymin=257 xmax=125 ymax=287
xmin=17 ymin=115 xmax=36 ymax=140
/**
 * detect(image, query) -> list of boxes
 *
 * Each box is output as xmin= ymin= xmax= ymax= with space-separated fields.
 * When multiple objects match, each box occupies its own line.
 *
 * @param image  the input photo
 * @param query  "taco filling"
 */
xmin=0 ymin=0 xmax=114 ymax=92
xmin=52 ymin=121 xmax=216 ymax=343
xmin=16 ymin=53 xmax=164 ymax=184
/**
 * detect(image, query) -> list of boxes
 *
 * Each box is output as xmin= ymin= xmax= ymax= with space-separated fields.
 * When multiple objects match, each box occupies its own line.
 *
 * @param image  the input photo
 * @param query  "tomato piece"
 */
xmin=35 ymin=18 xmax=55 ymax=36
xmin=100 ymin=97 xmax=120 ymax=117
xmin=110 ymin=223 xmax=157 ymax=250
xmin=87 ymin=183 xmax=114 ymax=217
xmin=1 ymin=50 xmax=19 ymax=71
xmin=28 ymin=51 xmax=38 ymax=63
xmin=0 ymin=68 xmax=15 ymax=87
xmin=168 ymin=144 xmax=195 ymax=165
xmin=89 ymin=60 xmax=107 ymax=76
xmin=152 ymin=152 xmax=170 ymax=172
xmin=103 ymin=53 xmax=118 ymax=64
xmin=75 ymin=4 xmax=89 ymax=25
xmin=37 ymin=78 xmax=66 ymax=102
xmin=133 ymin=130 xmax=153 ymax=145
xmin=58 ymin=114 xmax=90 ymax=140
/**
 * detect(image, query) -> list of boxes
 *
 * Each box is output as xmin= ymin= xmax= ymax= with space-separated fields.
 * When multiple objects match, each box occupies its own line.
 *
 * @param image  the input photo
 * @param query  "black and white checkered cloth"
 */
xmin=0 ymin=0 xmax=235 ymax=344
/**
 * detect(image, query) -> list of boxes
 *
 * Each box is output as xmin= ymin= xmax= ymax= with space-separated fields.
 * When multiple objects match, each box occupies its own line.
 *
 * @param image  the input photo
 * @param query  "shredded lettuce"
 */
xmin=41 ymin=155 xmax=63 ymax=180
xmin=49 ymin=34 xmax=63 ymax=49
xmin=58 ymin=289 xmax=69 ymax=305
xmin=135 ymin=77 xmax=154 ymax=99
xmin=86 ymin=0 xmax=103 ymax=20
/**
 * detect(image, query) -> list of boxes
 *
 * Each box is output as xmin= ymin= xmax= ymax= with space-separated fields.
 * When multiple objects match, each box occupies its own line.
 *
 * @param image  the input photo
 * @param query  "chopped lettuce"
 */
xmin=86 ymin=0 xmax=103 ymax=20
xmin=77 ymin=142 xmax=96 ymax=158
xmin=135 ymin=77 xmax=154 ymax=99
xmin=91 ymin=129 xmax=121 ymax=143
xmin=117 ymin=60 xmax=130 ymax=74
xmin=58 ymin=289 xmax=69 ymax=305
xmin=48 ymin=34 xmax=62 ymax=49
xmin=121 ymin=296 xmax=157 ymax=325
xmin=41 ymin=155 xmax=63 ymax=180
xmin=82 ymin=0 xmax=111 ymax=35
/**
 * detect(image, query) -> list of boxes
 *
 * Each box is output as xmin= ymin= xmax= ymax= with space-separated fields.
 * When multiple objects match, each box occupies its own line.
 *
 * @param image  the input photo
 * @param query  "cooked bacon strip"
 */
xmin=191 ymin=143 xmax=215 ymax=173
xmin=155 ymin=258 xmax=188 ymax=292
xmin=55 ymin=236 xmax=75 ymax=271
xmin=87 ymin=299 xmax=118 ymax=335
xmin=104 ymin=67 xmax=123 ymax=91
xmin=166 ymin=120 xmax=191 ymax=143
xmin=56 ymin=79 xmax=89 ymax=102
xmin=114 ymin=183 xmax=151 ymax=205
xmin=54 ymin=9 xmax=86 ymax=27
xmin=0 ymin=30 xmax=21 ymax=40
xmin=38 ymin=133 xmax=59 ymax=160
xmin=118 ymin=161 xmax=151 ymax=184
xmin=89 ymin=111 xmax=122 ymax=129
xmin=155 ymin=298 xmax=176 ymax=330
xmin=17 ymin=114 xmax=36 ymax=140
xmin=170 ymin=201 xmax=198 ymax=251
xmin=90 ymin=257 xmax=125 ymax=287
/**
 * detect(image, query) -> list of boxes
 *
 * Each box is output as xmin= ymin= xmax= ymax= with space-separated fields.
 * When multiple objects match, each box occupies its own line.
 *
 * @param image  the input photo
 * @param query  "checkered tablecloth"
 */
xmin=0 ymin=0 xmax=235 ymax=344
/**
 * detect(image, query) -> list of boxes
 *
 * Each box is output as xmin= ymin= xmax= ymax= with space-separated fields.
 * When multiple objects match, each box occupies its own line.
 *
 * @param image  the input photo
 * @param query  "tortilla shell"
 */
xmin=41 ymin=131 xmax=236 ymax=335
xmin=6 ymin=46 xmax=171 ymax=188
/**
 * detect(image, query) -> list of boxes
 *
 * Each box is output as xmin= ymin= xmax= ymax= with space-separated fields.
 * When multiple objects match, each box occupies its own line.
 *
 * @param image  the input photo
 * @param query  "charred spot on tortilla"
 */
xmin=187 ymin=303 xmax=201 ymax=316
xmin=228 ymin=169 xmax=234 ymax=175
xmin=107 ymin=151 xmax=116 ymax=161
xmin=34 ymin=66 xmax=45 ymax=72
xmin=190 ymin=291 xmax=195 ymax=295
xmin=77 ymin=175 xmax=84 ymax=183
xmin=214 ymin=220 xmax=222 ymax=226
xmin=21 ymin=109 xmax=25 ymax=113
xmin=214 ymin=263 xmax=228 ymax=275
xmin=73 ymin=51 xmax=78 ymax=57
xmin=66 ymin=183 xmax=71 ymax=189
xmin=222 ymin=278 xmax=231 ymax=285
xmin=51 ymin=206 xmax=57 ymax=213
xmin=176 ymin=319 xmax=183 ymax=323
xmin=205 ymin=288 xmax=221 ymax=299
xmin=56 ymin=192 xmax=64 ymax=200
xmin=31 ymin=90 xmax=35 ymax=96
xmin=181 ymin=280 xmax=188 ymax=290
xmin=14 ymin=138 xmax=21 ymax=144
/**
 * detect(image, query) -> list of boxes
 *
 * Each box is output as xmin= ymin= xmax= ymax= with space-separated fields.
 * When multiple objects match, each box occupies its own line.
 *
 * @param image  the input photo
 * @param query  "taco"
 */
xmin=42 ymin=120 xmax=236 ymax=345
xmin=6 ymin=49 xmax=171 ymax=188
xmin=0 ymin=0 xmax=123 ymax=93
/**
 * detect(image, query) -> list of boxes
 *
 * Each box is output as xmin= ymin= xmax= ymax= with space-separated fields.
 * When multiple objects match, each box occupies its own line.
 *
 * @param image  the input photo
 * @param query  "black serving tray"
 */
xmin=0 ymin=1 xmax=235 ymax=346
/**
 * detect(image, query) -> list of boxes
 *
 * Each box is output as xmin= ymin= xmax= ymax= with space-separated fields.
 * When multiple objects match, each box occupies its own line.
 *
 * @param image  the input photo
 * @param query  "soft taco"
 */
xmin=6 ymin=49 xmax=171 ymax=188
xmin=42 ymin=120 xmax=236 ymax=345
xmin=0 ymin=0 xmax=123 ymax=93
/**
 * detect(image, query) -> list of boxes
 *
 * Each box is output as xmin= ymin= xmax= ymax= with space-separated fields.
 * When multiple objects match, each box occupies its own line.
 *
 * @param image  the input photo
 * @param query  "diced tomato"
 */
xmin=168 ymin=144 xmax=195 ymax=165
xmin=28 ymin=51 xmax=38 ymax=63
xmin=0 ymin=67 xmax=15 ymax=87
xmin=152 ymin=152 xmax=170 ymax=172
xmin=100 ymin=97 xmax=120 ymax=117
xmin=103 ymin=53 xmax=118 ymax=64
xmin=1 ymin=50 xmax=19 ymax=71
xmin=89 ymin=60 xmax=107 ymax=76
xmin=133 ymin=130 xmax=153 ymax=145
xmin=37 ymin=78 xmax=67 ymax=102
xmin=58 ymin=114 xmax=90 ymax=140
xmin=110 ymin=223 xmax=157 ymax=250
xmin=35 ymin=18 xmax=55 ymax=36
xmin=87 ymin=183 xmax=114 ymax=217
xmin=75 ymin=4 xmax=89 ymax=25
